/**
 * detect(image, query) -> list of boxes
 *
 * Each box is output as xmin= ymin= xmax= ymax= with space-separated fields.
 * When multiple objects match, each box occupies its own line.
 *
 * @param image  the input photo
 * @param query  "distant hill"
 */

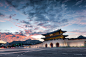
xmin=9 ymin=39 xmax=42 ymax=45
xmin=77 ymin=35 xmax=86 ymax=39
xmin=67 ymin=35 xmax=86 ymax=40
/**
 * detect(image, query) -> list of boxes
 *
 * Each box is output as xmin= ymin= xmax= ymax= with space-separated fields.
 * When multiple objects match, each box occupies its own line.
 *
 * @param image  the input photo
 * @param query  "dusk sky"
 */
xmin=0 ymin=0 xmax=86 ymax=43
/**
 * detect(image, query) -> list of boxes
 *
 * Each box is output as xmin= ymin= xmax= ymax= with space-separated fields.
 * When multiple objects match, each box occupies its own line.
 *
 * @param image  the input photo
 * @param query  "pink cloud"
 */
xmin=25 ymin=30 xmax=31 ymax=34
xmin=0 ymin=20 xmax=5 ymax=22
xmin=0 ymin=32 xmax=26 ymax=43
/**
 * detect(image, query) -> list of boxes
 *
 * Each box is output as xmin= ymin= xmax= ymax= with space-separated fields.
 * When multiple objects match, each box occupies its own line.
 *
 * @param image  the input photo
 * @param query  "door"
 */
xmin=56 ymin=43 xmax=59 ymax=47
xmin=45 ymin=44 xmax=47 ymax=48
xmin=50 ymin=43 xmax=53 ymax=48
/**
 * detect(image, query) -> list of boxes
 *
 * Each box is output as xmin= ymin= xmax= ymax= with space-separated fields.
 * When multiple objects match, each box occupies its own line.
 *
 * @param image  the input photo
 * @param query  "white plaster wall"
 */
xmin=29 ymin=43 xmax=43 ymax=48
xmin=24 ymin=39 xmax=86 ymax=48
xmin=42 ymin=39 xmax=68 ymax=47
xmin=42 ymin=39 xmax=86 ymax=47
xmin=66 ymin=39 xmax=85 ymax=47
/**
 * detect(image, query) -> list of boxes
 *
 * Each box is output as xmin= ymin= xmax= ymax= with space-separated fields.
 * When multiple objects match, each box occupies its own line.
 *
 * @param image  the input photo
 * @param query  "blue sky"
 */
xmin=0 ymin=0 xmax=86 ymax=42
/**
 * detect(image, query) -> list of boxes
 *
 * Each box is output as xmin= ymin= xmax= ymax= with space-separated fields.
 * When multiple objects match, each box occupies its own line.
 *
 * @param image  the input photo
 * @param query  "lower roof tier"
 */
xmin=42 ymin=35 xmax=68 ymax=41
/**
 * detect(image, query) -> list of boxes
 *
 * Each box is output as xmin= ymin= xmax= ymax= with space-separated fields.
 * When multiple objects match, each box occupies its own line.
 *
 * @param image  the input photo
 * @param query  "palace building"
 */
xmin=25 ymin=29 xmax=86 ymax=48
xmin=41 ymin=29 xmax=68 ymax=48
xmin=41 ymin=29 xmax=68 ymax=41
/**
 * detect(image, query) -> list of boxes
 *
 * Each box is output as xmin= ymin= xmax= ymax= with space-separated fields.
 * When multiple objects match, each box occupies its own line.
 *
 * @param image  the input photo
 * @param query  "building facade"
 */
xmin=25 ymin=29 xmax=86 ymax=48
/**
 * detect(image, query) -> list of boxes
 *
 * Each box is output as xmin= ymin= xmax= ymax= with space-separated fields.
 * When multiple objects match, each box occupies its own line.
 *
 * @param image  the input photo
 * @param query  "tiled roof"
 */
xmin=42 ymin=29 xmax=67 ymax=36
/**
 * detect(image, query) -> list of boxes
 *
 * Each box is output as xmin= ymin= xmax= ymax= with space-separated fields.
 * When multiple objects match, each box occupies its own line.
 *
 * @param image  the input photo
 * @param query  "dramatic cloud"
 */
xmin=0 ymin=2 xmax=3 ymax=7
xmin=5 ymin=0 xmax=86 ymax=36
xmin=15 ymin=19 xmax=19 ymax=21
xmin=9 ymin=14 xmax=16 ymax=19
xmin=75 ymin=0 xmax=83 ymax=6
xmin=20 ymin=20 xmax=30 ymax=24
xmin=67 ymin=29 xmax=86 ymax=38
xmin=0 ymin=0 xmax=86 ymax=42
xmin=0 ymin=13 xmax=5 ymax=17
xmin=6 ymin=0 xmax=69 ymax=26
xmin=0 ymin=32 xmax=27 ymax=42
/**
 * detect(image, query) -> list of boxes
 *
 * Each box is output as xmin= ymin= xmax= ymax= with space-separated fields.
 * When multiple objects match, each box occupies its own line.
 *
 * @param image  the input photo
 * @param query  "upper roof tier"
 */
xmin=42 ymin=29 xmax=67 ymax=36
